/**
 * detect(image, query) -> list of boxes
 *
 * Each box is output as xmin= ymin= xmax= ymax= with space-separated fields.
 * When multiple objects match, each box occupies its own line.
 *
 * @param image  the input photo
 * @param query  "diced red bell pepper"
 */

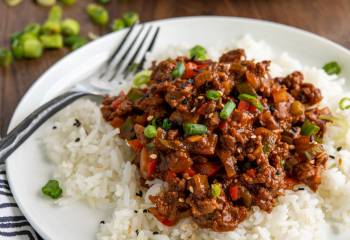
xmin=197 ymin=102 xmax=208 ymax=115
xmin=237 ymin=100 xmax=250 ymax=112
xmin=184 ymin=167 xmax=196 ymax=177
xmin=196 ymin=162 xmax=220 ymax=177
xmin=111 ymin=91 xmax=126 ymax=110
xmin=229 ymin=185 xmax=239 ymax=201
xmin=219 ymin=120 xmax=229 ymax=132
xmin=127 ymin=139 xmax=143 ymax=152
xmin=184 ymin=62 xmax=198 ymax=78
xmin=147 ymin=159 xmax=157 ymax=178
xmin=246 ymin=168 xmax=256 ymax=178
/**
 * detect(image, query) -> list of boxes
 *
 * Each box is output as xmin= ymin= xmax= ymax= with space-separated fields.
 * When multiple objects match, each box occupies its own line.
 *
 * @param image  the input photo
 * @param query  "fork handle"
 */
xmin=0 ymin=91 xmax=90 ymax=164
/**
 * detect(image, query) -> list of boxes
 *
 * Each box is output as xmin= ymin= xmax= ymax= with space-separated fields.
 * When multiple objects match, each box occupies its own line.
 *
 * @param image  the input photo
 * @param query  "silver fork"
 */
xmin=0 ymin=24 xmax=160 ymax=163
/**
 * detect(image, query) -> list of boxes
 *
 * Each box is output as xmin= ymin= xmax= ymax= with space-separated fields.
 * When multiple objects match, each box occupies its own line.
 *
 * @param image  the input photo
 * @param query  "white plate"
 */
xmin=6 ymin=16 xmax=350 ymax=240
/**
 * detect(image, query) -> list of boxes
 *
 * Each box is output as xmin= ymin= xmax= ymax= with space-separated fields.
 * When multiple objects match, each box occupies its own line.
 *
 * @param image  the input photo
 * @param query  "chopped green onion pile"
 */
xmin=183 ymin=123 xmax=208 ymax=136
xmin=220 ymin=100 xmax=236 ymax=120
xmin=42 ymin=179 xmax=63 ymax=199
xmin=339 ymin=97 xmax=350 ymax=110
xmin=189 ymin=45 xmax=207 ymax=60
xmin=301 ymin=120 xmax=320 ymax=136
xmin=323 ymin=61 xmax=341 ymax=75
xmin=171 ymin=62 xmax=185 ymax=78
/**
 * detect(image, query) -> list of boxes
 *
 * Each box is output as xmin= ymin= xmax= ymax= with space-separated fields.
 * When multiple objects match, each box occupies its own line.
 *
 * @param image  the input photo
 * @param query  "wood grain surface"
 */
xmin=1 ymin=0 xmax=350 ymax=135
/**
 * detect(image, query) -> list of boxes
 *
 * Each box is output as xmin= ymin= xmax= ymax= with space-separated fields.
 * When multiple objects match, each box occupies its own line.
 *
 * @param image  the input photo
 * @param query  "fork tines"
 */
xmin=104 ymin=24 xmax=160 ymax=83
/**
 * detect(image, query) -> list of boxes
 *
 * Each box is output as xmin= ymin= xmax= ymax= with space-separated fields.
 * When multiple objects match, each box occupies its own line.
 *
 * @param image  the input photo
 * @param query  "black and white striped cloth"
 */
xmin=0 ymin=164 xmax=41 ymax=240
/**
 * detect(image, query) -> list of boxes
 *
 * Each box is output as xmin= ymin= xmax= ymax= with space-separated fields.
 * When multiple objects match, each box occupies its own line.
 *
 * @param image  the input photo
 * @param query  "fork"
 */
xmin=0 ymin=24 xmax=160 ymax=163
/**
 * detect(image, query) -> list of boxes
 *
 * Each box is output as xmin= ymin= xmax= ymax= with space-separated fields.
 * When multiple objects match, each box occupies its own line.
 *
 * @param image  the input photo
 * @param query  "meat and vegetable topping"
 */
xmin=101 ymin=48 xmax=330 ymax=232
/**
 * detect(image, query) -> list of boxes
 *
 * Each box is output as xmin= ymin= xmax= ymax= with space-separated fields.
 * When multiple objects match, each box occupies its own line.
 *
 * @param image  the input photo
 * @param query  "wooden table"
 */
xmin=1 ymin=0 xmax=349 ymax=135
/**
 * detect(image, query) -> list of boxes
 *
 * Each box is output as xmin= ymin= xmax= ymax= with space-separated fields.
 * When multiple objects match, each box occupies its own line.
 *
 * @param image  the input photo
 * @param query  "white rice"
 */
xmin=43 ymin=35 xmax=350 ymax=240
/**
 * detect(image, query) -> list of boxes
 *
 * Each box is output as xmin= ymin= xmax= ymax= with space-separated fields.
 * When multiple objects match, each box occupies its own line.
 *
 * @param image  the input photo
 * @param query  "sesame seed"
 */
xmin=178 ymin=198 xmax=185 ymax=202
xmin=198 ymin=96 xmax=204 ymax=99
xmin=73 ymin=119 xmax=81 ymax=127
xmin=100 ymin=220 xmax=105 ymax=224
xmin=251 ymin=135 xmax=256 ymax=139
xmin=153 ymin=231 xmax=159 ymax=235
xmin=208 ymin=113 xmax=213 ymax=118
xmin=75 ymin=137 xmax=80 ymax=142
xmin=329 ymin=155 xmax=335 ymax=159
xmin=135 ymin=229 xmax=139 ymax=235
xmin=189 ymin=186 xmax=194 ymax=193
xmin=134 ymin=210 xmax=138 ymax=213
xmin=143 ymin=209 xmax=148 ymax=213
xmin=52 ymin=126 xmax=57 ymax=130
xmin=337 ymin=146 xmax=343 ymax=152
xmin=150 ymin=154 xmax=157 ymax=159
xmin=147 ymin=115 xmax=154 ymax=121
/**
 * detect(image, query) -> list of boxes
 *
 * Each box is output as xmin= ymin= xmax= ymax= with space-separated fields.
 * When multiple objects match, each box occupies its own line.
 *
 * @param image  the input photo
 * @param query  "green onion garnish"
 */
xmin=144 ymin=125 xmax=157 ymax=139
xmin=183 ymin=123 xmax=208 ymax=135
xmin=339 ymin=97 xmax=350 ymax=110
xmin=171 ymin=62 xmax=185 ymax=78
xmin=189 ymin=45 xmax=207 ymax=60
xmin=323 ymin=61 xmax=341 ymax=75
xmin=301 ymin=120 xmax=320 ymax=136
xmin=237 ymin=94 xmax=263 ymax=112
xmin=206 ymin=90 xmax=222 ymax=100
xmin=162 ymin=118 xmax=172 ymax=130
xmin=42 ymin=179 xmax=62 ymax=199
xmin=220 ymin=100 xmax=236 ymax=120
xmin=211 ymin=183 xmax=221 ymax=198
xmin=133 ymin=70 xmax=152 ymax=87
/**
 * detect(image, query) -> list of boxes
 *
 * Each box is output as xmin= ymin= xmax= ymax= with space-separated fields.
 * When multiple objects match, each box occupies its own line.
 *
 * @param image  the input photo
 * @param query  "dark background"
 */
xmin=1 ymin=0 xmax=349 ymax=135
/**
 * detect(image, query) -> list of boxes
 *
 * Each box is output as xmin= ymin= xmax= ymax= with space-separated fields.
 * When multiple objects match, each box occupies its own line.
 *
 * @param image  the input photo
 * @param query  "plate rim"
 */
xmin=6 ymin=15 xmax=350 ymax=239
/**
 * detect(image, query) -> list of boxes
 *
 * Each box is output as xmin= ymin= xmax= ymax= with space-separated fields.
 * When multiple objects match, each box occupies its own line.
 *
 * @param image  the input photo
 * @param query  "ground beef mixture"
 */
xmin=101 ymin=49 xmax=330 ymax=232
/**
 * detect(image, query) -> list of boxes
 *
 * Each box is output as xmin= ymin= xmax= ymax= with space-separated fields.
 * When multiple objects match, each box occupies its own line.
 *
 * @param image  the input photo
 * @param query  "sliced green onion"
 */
xmin=171 ymin=62 xmax=185 ymax=78
xmin=97 ymin=0 xmax=111 ymax=4
xmin=318 ymin=114 xmax=338 ymax=122
xmin=206 ymin=90 xmax=222 ymax=100
xmin=183 ymin=123 xmax=207 ymax=135
xmin=237 ymin=93 xmax=263 ymax=112
xmin=48 ymin=5 xmax=62 ymax=21
xmin=133 ymin=70 xmax=152 ymax=87
xmin=86 ymin=4 xmax=109 ymax=26
xmin=236 ymin=82 xmax=257 ymax=96
xmin=24 ymin=23 xmax=41 ymax=36
xmin=111 ymin=19 xmax=126 ymax=32
xmin=5 ymin=0 xmax=23 ymax=6
xmin=189 ymin=45 xmax=207 ymax=60
xmin=60 ymin=0 xmax=76 ymax=5
xmin=42 ymin=21 xmax=61 ymax=34
xmin=122 ymin=11 xmax=139 ymax=27
xmin=0 ymin=49 xmax=13 ymax=67
xmin=61 ymin=18 xmax=80 ymax=36
xmin=23 ymin=38 xmax=43 ymax=58
xmin=301 ymin=120 xmax=320 ymax=136
xmin=323 ymin=61 xmax=341 ymax=75
xmin=63 ymin=35 xmax=87 ymax=50
xmin=36 ymin=0 xmax=56 ymax=7
xmin=39 ymin=34 xmax=63 ymax=49
xmin=220 ymin=100 xmax=236 ymax=120
xmin=211 ymin=183 xmax=221 ymax=198
xmin=162 ymin=119 xmax=172 ymax=130
xmin=339 ymin=97 xmax=350 ymax=110
xmin=144 ymin=125 xmax=157 ymax=139
xmin=127 ymin=88 xmax=144 ymax=102
xmin=42 ymin=179 xmax=62 ymax=199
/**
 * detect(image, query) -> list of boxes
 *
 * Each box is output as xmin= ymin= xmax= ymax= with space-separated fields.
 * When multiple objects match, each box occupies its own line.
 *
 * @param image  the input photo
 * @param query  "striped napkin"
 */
xmin=0 ymin=164 xmax=41 ymax=240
